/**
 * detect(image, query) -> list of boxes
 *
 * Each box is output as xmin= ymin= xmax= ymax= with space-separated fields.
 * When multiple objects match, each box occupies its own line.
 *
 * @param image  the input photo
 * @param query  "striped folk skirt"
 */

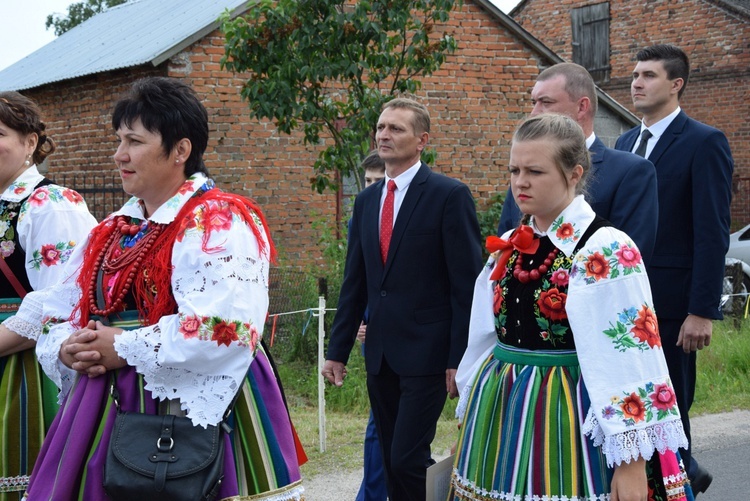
xmin=0 ymin=314 xmax=59 ymax=501
xmin=450 ymin=342 xmax=691 ymax=501
xmin=24 ymin=341 xmax=304 ymax=500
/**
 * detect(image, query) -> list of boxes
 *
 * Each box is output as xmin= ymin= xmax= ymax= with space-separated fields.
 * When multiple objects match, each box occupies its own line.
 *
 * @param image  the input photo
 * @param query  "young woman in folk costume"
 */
xmin=0 ymin=92 xmax=96 ymax=499
xmin=3 ymin=77 xmax=304 ymax=500
xmin=450 ymin=113 xmax=692 ymax=501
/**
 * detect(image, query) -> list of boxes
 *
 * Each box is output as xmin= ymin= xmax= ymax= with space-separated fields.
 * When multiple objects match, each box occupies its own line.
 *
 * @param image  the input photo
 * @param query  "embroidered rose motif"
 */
xmin=631 ymin=306 xmax=661 ymax=348
xmin=204 ymin=202 xmax=233 ymax=233
xmin=549 ymin=269 xmax=569 ymax=287
xmin=493 ymin=283 xmax=503 ymax=315
xmin=615 ymin=244 xmax=642 ymax=267
xmin=178 ymin=180 xmax=195 ymax=195
xmin=40 ymin=244 xmax=61 ymax=266
xmin=249 ymin=324 xmax=259 ymax=351
xmin=555 ymin=222 xmax=574 ymax=240
xmin=13 ymin=186 xmax=25 ymax=195
xmin=28 ymin=188 xmax=50 ymax=206
xmin=649 ymin=382 xmax=677 ymax=411
xmin=620 ymin=392 xmax=646 ymax=422
xmin=62 ymin=189 xmax=84 ymax=204
xmin=537 ymin=287 xmax=567 ymax=321
xmin=1 ymin=240 xmax=15 ymax=258
xmin=584 ymin=252 xmax=610 ymax=281
xmin=179 ymin=315 xmax=202 ymax=339
xmin=212 ymin=321 xmax=239 ymax=346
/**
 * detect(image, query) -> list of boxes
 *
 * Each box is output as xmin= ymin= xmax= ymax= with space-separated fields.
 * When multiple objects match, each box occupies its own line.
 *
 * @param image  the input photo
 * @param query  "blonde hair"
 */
xmin=513 ymin=113 xmax=591 ymax=224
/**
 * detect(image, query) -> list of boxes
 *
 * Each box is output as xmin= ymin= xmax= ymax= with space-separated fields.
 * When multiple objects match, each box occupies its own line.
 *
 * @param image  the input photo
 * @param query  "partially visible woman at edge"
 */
xmin=0 ymin=92 xmax=97 ymax=499
xmin=450 ymin=113 xmax=692 ymax=501
xmin=1 ymin=77 xmax=304 ymax=500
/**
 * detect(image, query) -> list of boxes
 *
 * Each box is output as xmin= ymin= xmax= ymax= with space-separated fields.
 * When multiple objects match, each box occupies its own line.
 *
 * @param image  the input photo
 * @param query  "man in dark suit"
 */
xmin=322 ymin=98 xmax=483 ymax=500
xmin=497 ymin=63 xmax=658 ymax=265
xmin=615 ymin=44 xmax=733 ymax=495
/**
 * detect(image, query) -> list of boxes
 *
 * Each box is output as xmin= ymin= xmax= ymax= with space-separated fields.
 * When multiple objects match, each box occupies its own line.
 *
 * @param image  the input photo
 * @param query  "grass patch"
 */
xmin=693 ymin=316 xmax=750 ymax=414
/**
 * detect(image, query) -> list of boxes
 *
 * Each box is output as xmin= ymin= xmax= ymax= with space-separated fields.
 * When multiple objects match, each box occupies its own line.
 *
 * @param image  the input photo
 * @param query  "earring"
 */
xmin=24 ymin=155 xmax=31 ymax=167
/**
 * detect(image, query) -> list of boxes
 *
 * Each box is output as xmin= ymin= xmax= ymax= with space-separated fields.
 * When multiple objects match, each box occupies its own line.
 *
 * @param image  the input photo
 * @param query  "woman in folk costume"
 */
xmin=2 ymin=77 xmax=304 ymax=500
xmin=0 ymin=92 xmax=96 ymax=499
xmin=450 ymin=113 xmax=692 ymax=501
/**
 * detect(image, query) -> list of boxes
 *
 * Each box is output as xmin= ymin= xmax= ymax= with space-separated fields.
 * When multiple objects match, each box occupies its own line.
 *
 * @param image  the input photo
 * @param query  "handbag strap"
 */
xmin=0 ymin=257 xmax=27 ymax=298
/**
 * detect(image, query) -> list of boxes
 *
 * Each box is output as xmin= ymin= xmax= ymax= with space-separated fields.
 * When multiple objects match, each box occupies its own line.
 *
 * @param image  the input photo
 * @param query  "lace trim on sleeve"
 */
xmin=455 ymin=382 xmax=472 ymax=422
xmin=35 ymin=321 xmax=78 ymax=397
xmin=115 ymin=327 xmax=242 ymax=428
xmin=3 ymin=315 xmax=39 ymax=340
xmin=582 ymin=407 xmax=689 ymax=467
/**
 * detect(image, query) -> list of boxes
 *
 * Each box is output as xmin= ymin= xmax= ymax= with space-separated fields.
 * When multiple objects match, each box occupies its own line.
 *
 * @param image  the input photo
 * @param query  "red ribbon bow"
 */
xmin=486 ymin=225 xmax=540 ymax=281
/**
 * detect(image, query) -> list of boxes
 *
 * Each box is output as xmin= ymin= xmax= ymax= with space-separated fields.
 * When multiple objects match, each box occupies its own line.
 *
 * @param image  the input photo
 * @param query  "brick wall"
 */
xmin=23 ymin=1 xmax=606 ymax=263
xmin=513 ymin=0 xmax=750 ymax=224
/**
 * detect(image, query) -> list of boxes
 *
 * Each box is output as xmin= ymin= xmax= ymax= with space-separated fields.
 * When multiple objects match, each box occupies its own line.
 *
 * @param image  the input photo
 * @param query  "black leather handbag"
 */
xmin=103 ymin=380 xmax=231 ymax=501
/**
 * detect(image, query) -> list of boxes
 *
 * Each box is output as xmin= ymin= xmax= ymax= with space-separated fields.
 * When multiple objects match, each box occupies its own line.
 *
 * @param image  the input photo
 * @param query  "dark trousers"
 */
xmin=367 ymin=358 xmax=446 ymax=501
xmin=659 ymin=318 xmax=698 ymax=476
xmin=355 ymin=410 xmax=388 ymax=501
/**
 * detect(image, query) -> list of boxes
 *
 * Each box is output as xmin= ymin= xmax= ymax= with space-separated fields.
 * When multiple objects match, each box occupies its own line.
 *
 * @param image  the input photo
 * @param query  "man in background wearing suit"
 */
xmin=497 ymin=62 xmax=658 ymax=265
xmin=615 ymin=44 xmax=733 ymax=496
xmin=322 ymin=98 xmax=483 ymax=500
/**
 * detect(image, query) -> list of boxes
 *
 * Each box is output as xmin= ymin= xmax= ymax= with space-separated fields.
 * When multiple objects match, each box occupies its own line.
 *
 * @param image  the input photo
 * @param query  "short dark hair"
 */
xmin=112 ymin=77 xmax=209 ymax=176
xmin=636 ymin=44 xmax=690 ymax=99
xmin=361 ymin=150 xmax=385 ymax=173
xmin=0 ymin=91 xmax=56 ymax=165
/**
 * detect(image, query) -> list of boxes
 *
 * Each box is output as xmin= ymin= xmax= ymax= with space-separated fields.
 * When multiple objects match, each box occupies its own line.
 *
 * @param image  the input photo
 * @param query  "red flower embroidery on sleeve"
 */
xmin=620 ymin=392 xmax=646 ymax=422
xmin=212 ymin=321 xmax=239 ymax=346
xmin=631 ymin=306 xmax=662 ymax=348
xmin=584 ymin=252 xmax=610 ymax=281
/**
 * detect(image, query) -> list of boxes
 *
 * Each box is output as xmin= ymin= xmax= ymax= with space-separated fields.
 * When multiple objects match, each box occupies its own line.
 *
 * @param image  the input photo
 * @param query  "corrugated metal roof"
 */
xmin=0 ymin=0 xmax=249 ymax=91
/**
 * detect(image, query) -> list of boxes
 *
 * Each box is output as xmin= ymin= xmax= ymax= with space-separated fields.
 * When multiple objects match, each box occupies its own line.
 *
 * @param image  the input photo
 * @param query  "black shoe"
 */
xmin=690 ymin=464 xmax=713 ymax=496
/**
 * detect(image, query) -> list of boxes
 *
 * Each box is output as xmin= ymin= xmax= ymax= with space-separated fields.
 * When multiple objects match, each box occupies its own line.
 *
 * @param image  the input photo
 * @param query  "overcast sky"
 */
xmin=0 ymin=0 xmax=521 ymax=72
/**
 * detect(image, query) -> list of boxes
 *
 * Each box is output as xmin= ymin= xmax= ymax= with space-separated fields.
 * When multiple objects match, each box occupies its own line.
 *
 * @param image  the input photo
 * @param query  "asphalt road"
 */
xmin=690 ymin=409 xmax=750 ymax=500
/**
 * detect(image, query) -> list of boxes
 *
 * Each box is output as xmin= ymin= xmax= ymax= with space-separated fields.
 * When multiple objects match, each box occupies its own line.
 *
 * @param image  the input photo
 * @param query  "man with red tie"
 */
xmin=323 ymin=98 xmax=483 ymax=500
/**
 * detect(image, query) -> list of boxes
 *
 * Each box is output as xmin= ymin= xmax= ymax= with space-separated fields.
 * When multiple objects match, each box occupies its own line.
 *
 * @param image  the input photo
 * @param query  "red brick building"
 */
xmin=510 ymin=0 xmax=750 ymax=225
xmin=0 ymin=0 xmax=639 ymax=263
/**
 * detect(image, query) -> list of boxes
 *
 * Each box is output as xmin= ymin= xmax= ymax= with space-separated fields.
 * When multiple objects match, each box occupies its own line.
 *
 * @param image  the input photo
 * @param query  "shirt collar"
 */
xmin=641 ymin=106 xmax=681 ymax=141
xmin=585 ymin=133 xmax=596 ymax=150
xmin=530 ymin=195 xmax=596 ymax=257
xmin=1 ymin=165 xmax=44 ymax=202
xmin=113 ymin=173 xmax=211 ymax=224
xmin=384 ymin=160 xmax=421 ymax=192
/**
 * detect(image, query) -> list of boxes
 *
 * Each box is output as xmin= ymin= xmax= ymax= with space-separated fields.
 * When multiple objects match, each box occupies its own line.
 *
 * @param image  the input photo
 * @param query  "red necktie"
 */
xmin=380 ymin=180 xmax=397 ymax=263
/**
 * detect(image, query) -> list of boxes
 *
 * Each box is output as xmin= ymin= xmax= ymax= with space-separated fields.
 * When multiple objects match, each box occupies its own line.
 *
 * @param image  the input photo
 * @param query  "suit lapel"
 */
xmin=382 ymin=163 xmax=429 ymax=277
xmin=620 ymin=129 xmax=639 ymax=153
xmin=589 ymin=137 xmax=605 ymax=177
xmin=648 ymin=111 xmax=687 ymax=165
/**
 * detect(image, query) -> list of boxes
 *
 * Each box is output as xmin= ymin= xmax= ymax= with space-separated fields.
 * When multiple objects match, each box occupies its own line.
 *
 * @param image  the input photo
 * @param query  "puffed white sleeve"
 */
xmin=566 ymin=227 xmax=688 ymax=467
xmin=113 ymin=201 xmax=271 ymax=427
xmin=16 ymin=184 xmax=97 ymax=290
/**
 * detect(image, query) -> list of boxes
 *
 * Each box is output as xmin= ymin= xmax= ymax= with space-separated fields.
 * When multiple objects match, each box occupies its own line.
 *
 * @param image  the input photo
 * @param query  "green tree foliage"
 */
xmin=221 ymin=0 xmax=459 ymax=193
xmin=46 ymin=0 xmax=128 ymax=36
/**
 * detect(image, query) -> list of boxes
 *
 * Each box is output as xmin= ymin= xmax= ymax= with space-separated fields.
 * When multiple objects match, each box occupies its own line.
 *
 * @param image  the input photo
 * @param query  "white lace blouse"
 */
xmin=6 ymin=174 xmax=271 ymax=428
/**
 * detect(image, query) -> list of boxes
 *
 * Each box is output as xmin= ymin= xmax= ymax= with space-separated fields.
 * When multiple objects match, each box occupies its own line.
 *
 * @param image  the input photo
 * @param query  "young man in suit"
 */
xmin=322 ymin=98 xmax=483 ymax=500
xmin=615 ymin=44 xmax=734 ymax=496
xmin=497 ymin=62 xmax=659 ymax=265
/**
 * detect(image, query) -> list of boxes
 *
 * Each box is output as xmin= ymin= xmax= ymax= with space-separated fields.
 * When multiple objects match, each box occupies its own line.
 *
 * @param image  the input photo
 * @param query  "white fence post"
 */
xmin=317 ymin=290 xmax=327 ymax=452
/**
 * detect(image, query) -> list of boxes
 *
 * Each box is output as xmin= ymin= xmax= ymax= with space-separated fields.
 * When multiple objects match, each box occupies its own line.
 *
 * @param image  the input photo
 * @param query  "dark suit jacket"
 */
xmin=327 ymin=163 xmax=483 ymax=376
xmin=497 ymin=137 xmax=659 ymax=265
xmin=615 ymin=111 xmax=733 ymax=320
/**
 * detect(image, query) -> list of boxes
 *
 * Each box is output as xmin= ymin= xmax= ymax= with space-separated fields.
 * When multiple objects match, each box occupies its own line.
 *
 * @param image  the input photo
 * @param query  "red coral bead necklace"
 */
xmin=513 ymin=248 xmax=559 ymax=283
xmin=87 ymin=216 xmax=164 ymax=317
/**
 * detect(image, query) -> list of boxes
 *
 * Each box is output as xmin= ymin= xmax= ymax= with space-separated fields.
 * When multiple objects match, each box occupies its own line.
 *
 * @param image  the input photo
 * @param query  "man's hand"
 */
xmin=676 ymin=314 xmax=712 ymax=353
xmin=321 ymin=360 xmax=347 ymax=387
xmin=446 ymin=368 xmax=458 ymax=398
xmin=356 ymin=322 xmax=367 ymax=344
